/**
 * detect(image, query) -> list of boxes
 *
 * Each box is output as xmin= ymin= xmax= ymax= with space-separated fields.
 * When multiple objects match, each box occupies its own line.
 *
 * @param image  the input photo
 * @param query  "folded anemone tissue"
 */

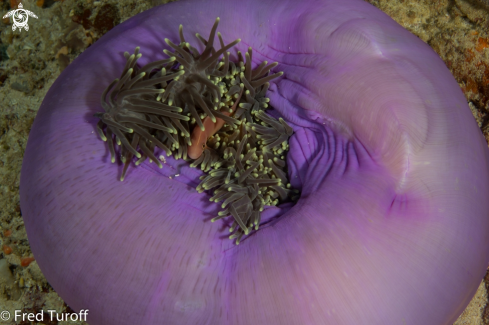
xmin=1 ymin=0 xmax=488 ymax=324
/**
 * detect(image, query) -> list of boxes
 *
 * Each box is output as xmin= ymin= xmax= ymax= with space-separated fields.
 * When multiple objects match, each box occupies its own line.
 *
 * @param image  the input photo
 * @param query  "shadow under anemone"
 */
xmin=20 ymin=0 xmax=489 ymax=324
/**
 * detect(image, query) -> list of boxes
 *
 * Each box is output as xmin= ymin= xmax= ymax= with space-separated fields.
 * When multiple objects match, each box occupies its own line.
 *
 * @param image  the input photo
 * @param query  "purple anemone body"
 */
xmin=20 ymin=0 xmax=489 ymax=324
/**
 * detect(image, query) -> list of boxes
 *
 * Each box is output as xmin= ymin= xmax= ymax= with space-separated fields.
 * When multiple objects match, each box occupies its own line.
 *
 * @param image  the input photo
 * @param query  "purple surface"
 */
xmin=20 ymin=0 xmax=489 ymax=324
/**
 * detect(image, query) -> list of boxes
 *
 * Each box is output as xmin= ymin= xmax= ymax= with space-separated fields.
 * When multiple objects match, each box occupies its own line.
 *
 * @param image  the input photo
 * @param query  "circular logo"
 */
xmin=13 ymin=9 xmax=28 ymax=28
xmin=0 ymin=311 xmax=10 ymax=321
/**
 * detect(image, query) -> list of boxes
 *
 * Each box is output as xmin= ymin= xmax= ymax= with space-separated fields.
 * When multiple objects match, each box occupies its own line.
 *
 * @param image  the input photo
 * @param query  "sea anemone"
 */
xmin=93 ymin=18 xmax=295 ymax=243
xmin=20 ymin=0 xmax=489 ymax=324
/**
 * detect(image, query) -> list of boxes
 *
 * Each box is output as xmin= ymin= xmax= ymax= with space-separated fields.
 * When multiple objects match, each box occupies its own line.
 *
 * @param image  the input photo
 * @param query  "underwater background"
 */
xmin=0 ymin=0 xmax=488 ymax=324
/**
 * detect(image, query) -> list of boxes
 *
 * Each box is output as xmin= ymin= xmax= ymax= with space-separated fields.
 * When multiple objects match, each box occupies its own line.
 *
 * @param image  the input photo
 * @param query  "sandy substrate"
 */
xmin=0 ymin=0 xmax=488 ymax=324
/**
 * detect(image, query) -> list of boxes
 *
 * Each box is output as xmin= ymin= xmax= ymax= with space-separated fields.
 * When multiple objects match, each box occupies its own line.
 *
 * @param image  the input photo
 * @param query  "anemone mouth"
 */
xmin=94 ymin=17 xmax=299 ymax=244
